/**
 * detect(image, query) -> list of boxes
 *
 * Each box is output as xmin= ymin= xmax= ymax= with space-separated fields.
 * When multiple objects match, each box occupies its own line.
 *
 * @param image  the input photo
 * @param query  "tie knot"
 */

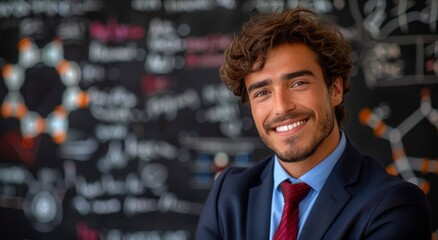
xmin=280 ymin=181 xmax=310 ymax=203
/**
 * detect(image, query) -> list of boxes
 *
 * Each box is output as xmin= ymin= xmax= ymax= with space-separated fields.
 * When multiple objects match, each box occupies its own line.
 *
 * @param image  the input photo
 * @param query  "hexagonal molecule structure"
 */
xmin=359 ymin=88 xmax=438 ymax=194
xmin=1 ymin=38 xmax=89 ymax=144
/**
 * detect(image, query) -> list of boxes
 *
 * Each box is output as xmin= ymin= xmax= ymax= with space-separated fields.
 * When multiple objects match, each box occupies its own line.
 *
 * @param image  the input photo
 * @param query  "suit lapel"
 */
xmin=299 ymin=138 xmax=362 ymax=239
xmin=299 ymin=174 xmax=351 ymax=239
xmin=246 ymin=158 xmax=274 ymax=240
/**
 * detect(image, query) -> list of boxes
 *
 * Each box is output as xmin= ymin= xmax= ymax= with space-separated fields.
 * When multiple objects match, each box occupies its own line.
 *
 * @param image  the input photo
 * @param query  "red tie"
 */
xmin=273 ymin=181 xmax=311 ymax=240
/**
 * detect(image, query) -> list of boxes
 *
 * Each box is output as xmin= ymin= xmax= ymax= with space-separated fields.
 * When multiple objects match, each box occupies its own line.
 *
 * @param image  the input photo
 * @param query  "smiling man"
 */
xmin=246 ymin=43 xmax=342 ymax=178
xmin=196 ymin=7 xmax=431 ymax=240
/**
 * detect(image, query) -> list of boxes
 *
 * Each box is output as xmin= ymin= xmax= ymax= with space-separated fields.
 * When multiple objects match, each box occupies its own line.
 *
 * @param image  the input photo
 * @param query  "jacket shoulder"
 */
xmin=217 ymin=155 xmax=273 ymax=187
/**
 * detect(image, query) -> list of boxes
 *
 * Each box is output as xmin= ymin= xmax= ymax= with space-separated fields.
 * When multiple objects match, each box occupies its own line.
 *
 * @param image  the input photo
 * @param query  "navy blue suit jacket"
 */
xmin=196 ymin=138 xmax=431 ymax=239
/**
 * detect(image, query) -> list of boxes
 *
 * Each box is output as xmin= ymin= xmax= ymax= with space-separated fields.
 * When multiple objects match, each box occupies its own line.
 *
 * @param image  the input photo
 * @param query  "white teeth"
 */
xmin=275 ymin=120 xmax=306 ymax=132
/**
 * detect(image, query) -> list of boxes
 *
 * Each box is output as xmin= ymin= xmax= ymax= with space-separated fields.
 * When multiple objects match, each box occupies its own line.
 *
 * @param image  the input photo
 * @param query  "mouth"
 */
xmin=274 ymin=120 xmax=307 ymax=132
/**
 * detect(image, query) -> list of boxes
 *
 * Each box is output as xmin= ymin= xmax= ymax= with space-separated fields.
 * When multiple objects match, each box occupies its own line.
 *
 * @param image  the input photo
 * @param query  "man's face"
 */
xmin=244 ymin=43 xmax=343 ymax=164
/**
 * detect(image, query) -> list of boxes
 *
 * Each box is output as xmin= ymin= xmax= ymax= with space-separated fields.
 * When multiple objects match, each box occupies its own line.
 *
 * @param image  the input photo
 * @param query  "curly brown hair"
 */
xmin=219 ymin=7 xmax=353 ymax=125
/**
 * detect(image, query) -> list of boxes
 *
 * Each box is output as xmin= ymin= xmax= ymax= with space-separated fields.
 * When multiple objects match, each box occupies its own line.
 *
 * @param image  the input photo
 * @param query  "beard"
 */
xmin=259 ymin=106 xmax=335 ymax=163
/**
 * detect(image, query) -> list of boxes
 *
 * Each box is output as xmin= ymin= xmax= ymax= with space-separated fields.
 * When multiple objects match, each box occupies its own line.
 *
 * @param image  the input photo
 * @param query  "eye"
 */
xmin=291 ymin=80 xmax=307 ymax=88
xmin=254 ymin=90 xmax=268 ymax=98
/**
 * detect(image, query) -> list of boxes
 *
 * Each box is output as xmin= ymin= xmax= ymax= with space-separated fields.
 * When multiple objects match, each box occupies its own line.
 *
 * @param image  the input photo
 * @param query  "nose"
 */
xmin=273 ymin=89 xmax=295 ymax=115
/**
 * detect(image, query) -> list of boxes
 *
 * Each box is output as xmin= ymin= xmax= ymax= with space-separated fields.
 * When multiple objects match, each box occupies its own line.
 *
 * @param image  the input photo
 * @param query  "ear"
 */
xmin=330 ymin=77 xmax=343 ymax=107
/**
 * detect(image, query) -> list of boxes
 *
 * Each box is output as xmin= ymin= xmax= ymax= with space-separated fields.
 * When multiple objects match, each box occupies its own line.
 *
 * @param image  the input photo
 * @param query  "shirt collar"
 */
xmin=273 ymin=131 xmax=347 ymax=192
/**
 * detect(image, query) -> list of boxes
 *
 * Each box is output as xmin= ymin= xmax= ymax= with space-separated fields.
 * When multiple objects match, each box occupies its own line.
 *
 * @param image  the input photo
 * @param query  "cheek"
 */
xmin=295 ymin=94 xmax=329 ymax=120
xmin=250 ymin=104 xmax=268 ymax=128
xmin=314 ymin=95 xmax=334 ymax=118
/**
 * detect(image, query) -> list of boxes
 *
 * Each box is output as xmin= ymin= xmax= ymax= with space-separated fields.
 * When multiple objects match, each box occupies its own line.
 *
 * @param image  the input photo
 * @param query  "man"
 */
xmin=196 ymin=7 xmax=431 ymax=240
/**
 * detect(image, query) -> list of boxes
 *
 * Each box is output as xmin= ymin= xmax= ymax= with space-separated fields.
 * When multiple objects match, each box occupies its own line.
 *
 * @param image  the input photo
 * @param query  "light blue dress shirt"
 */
xmin=269 ymin=132 xmax=346 ymax=240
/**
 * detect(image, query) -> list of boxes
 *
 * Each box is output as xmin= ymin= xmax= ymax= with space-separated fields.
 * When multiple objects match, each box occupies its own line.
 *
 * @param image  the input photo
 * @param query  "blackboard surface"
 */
xmin=0 ymin=0 xmax=437 ymax=239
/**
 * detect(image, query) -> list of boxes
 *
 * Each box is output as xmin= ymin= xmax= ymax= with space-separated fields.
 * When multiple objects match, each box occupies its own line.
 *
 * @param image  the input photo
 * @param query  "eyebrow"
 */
xmin=282 ymin=70 xmax=315 ymax=80
xmin=247 ymin=70 xmax=315 ymax=94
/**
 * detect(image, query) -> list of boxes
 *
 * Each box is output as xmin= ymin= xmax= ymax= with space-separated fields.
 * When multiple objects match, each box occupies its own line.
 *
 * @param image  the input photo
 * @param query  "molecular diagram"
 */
xmin=1 ymin=38 xmax=89 ymax=144
xmin=359 ymin=88 xmax=438 ymax=194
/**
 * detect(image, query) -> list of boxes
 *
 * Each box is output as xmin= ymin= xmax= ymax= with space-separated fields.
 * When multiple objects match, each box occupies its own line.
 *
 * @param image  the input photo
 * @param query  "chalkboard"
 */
xmin=0 ymin=0 xmax=437 ymax=239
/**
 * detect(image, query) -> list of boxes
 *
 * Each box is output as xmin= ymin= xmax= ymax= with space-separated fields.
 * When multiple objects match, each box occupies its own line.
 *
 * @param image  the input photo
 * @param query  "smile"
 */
xmin=275 ymin=120 xmax=306 ymax=132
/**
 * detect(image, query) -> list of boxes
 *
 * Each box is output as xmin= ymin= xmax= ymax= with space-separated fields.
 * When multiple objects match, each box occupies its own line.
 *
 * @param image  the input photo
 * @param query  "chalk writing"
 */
xmin=146 ymin=89 xmax=200 ymax=120
xmin=56 ymin=18 xmax=87 ymax=40
xmin=164 ymin=0 xmax=214 ymax=13
xmin=88 ymin=86 xmax=137 ymax=122
xmin=131 ymin=0 xmax=162 ymax=11
xmin=95 ymin=124 xmax=128 ymax=142
xmin=186 ymin=34 xmax=231 ymax=53
xmin=0 ymin=165 xmax=28 ymax=184
xmin=89 ymin=18 xmax=145 ymax=43
xmin=103 ymin=229 xmax=190 ymax=240
xmin=0 ymin=0 xmax=103 ymax=18
xmin=97 ymin=141 xmax=129 ymax=172
xmin=125 ymin=134 xmax=179 ymax=161
xmin=89 ymin=41 xmax=144 ymax=63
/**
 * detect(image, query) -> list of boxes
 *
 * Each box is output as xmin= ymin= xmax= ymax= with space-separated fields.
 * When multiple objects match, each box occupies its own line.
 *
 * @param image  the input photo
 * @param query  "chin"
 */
xmin=273 ymin=134 xmax=323 ymax=163
xmin=276 ymin=147 xmax=317 ymax=163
